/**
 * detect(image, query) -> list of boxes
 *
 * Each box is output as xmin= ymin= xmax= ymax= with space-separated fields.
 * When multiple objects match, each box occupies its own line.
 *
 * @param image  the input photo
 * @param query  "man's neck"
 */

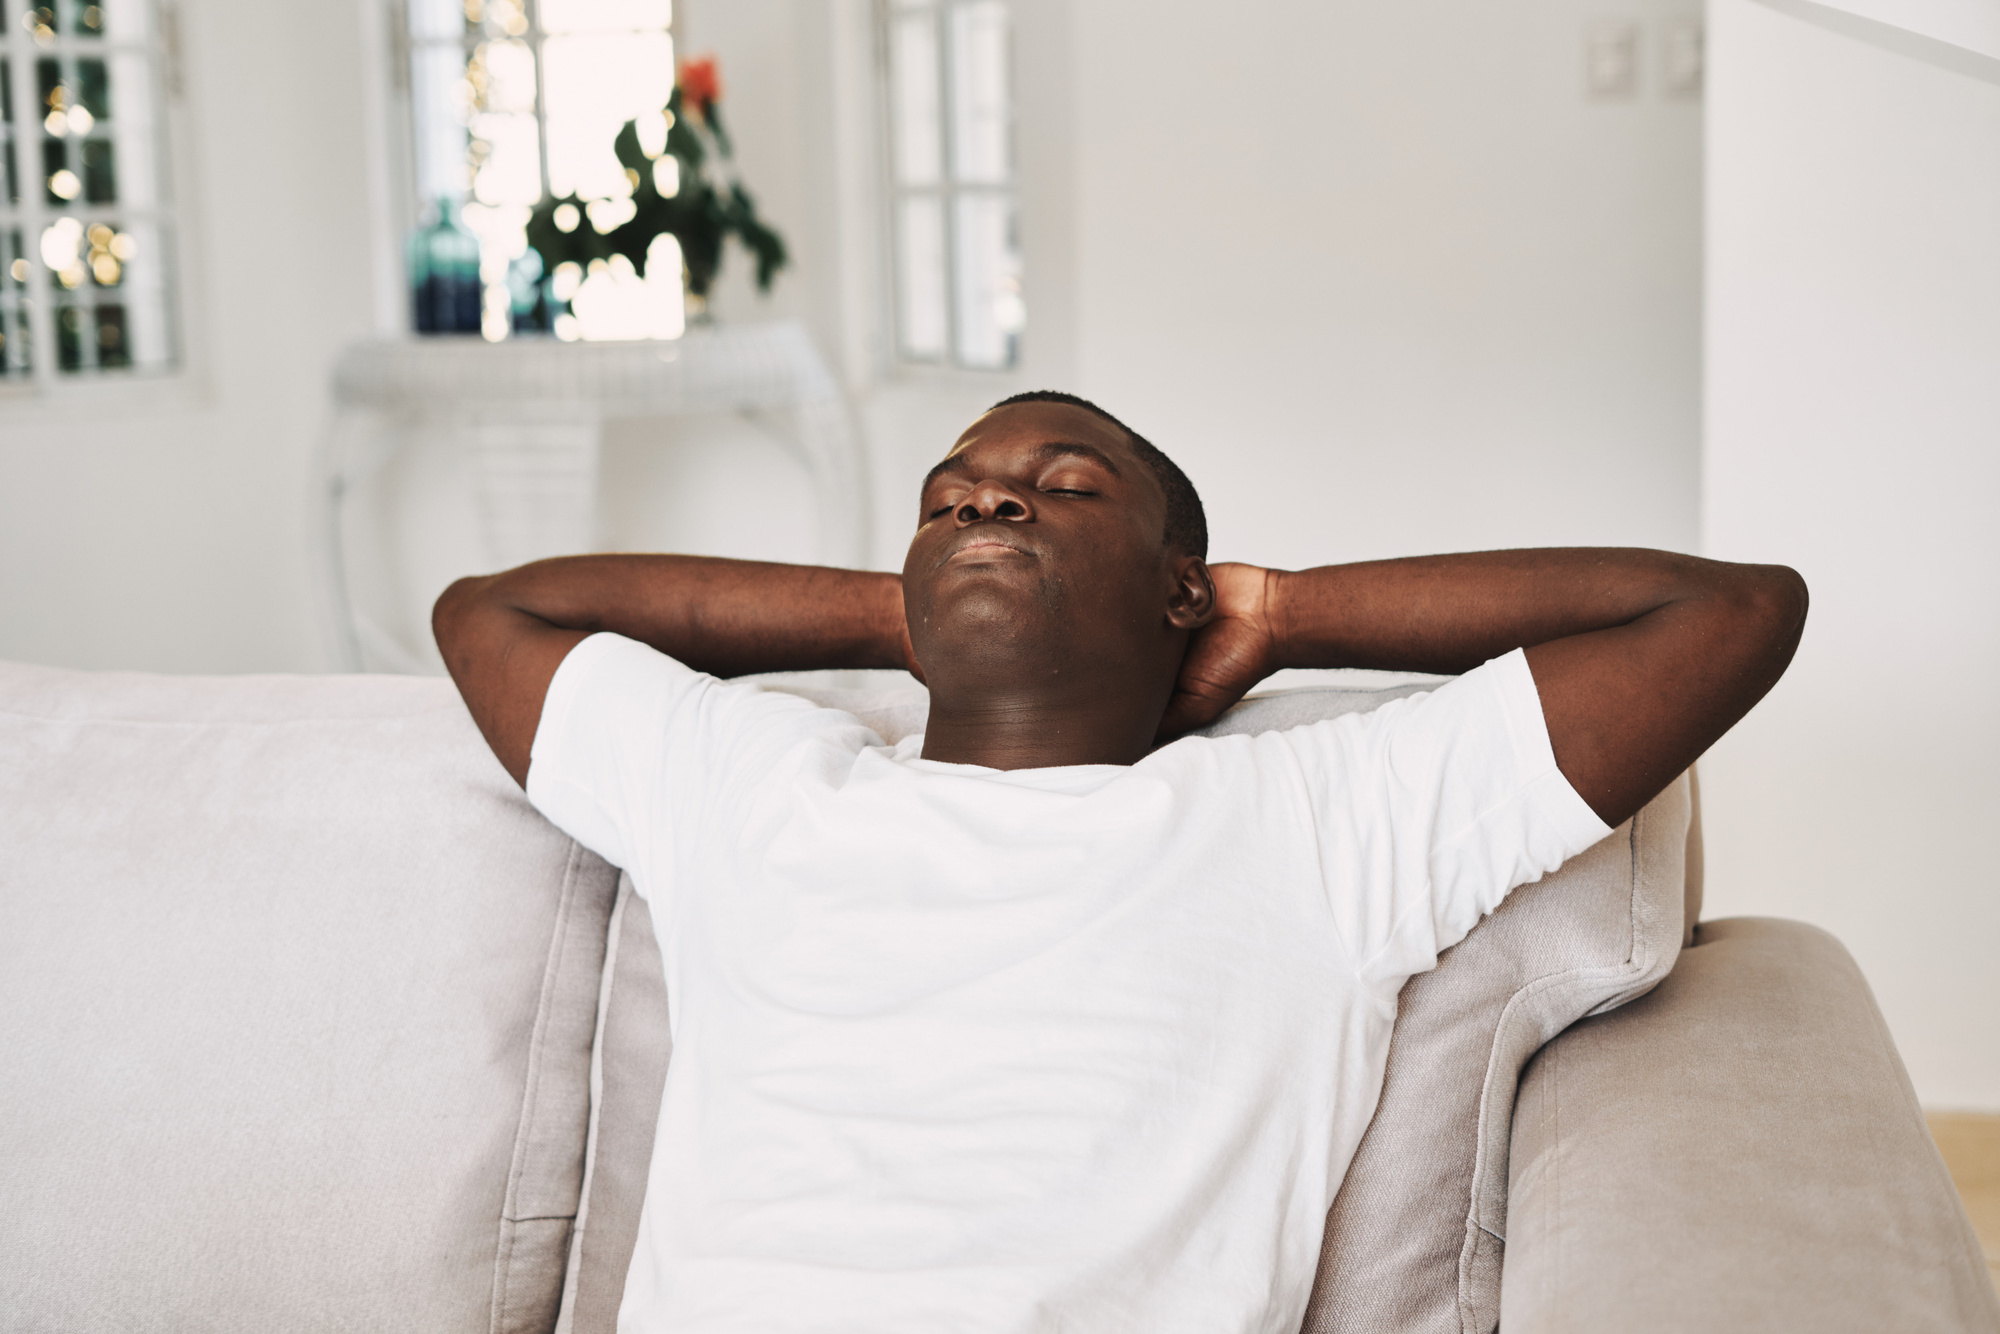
xmin=919 ymin=670 xmax=1169 ymax=770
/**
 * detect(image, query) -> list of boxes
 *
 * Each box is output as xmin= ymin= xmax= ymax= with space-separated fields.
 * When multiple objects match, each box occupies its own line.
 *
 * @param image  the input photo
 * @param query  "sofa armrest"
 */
xmin=1500 ymin=917 xmax=1999 ymax=1334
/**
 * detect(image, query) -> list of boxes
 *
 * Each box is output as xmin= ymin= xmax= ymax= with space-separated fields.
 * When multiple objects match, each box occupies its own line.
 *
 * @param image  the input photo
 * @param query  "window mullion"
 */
xmin=936 ymin=0 xmax=961 ymax=368
xmin=67 ymin=43 xmax=100 ymax=373
xmin=7 ymin=38 xmax=55 ymax=388
xmin=524 ymin=0 xmax=552 ymax=202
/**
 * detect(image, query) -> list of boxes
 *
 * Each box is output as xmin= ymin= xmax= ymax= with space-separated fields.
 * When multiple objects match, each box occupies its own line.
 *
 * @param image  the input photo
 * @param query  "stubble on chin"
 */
xmin=1036 ymin=567 xmax=1067 ymax=618
xmin=912 ymin=563 xmax=1069 ymax=667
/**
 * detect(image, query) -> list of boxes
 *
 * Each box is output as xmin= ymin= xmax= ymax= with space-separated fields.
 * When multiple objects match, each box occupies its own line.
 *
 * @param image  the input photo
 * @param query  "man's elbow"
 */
xmin=432 ymin=575 xmax=492 ymax=654
xmin=1732 ymin=563 xmax=1810 ymax=664
xmin=1749 ymin=563 xmax=1808 ymax=625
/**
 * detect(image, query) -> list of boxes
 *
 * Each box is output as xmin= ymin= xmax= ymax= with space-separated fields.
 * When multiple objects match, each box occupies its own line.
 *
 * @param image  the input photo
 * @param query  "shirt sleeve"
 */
xmin=1273 ymin=648 xmax=1612 ymax=994
xmin=524 ymin=632 xmax=845 ymax=902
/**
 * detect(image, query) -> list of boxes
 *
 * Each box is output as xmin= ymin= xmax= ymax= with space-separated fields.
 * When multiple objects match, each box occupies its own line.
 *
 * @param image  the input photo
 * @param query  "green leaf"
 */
xmin=524 ymin=92 xmax=789 ymax=305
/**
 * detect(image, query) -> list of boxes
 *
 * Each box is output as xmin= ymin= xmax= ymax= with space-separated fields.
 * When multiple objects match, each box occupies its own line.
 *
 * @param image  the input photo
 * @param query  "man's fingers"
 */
xmin=1157 ymin=680 xmax=1243 ymax=740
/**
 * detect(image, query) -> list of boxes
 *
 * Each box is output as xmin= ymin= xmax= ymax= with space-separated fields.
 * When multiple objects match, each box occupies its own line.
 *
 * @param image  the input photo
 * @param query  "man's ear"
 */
xmin=1165 ymin=557 xmax=1216 ymax=630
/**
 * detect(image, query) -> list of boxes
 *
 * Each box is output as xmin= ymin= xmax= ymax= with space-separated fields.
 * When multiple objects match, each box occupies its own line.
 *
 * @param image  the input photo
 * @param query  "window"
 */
xmin=401 ymin=0 xmax=679 ymax=340
xmin=1 ymin=0 xmax=177 ymax=383
xmin=881 ymin=0 xmax=1022 ymax=370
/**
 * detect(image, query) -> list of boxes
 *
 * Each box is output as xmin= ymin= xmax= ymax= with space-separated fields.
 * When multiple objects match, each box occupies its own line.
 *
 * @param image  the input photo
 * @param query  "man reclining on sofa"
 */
xmin=432 ymin=391 xmax=1807 ymax=1334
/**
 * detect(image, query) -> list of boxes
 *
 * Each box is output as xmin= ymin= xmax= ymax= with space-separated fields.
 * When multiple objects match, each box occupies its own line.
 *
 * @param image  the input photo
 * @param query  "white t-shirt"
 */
xmin=526 ymin=633 xmax=1608 ymax=1334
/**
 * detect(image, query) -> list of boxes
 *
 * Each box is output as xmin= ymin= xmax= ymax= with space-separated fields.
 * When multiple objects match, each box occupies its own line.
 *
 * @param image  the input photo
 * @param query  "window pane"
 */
xmin=949 ymin=0 xmax=1009 ymax=185
xmin=1 ymin=229 xmax=30 ymax=379
xmin=55 ymin=302 xmax=85 ymax=370
xmin=541 ymin=31 xmax=675 ymax=200
xmin=35 ymin=214 xmax=170 ymax=371
xmin=41 ymin=140 xmax=68 ymax=204
xmin=951 ymin=192 xmax=1020 ymax=369
xmin=76 ymin=57 xmax=108 ymax=117
xmin=51 ymin=216 xmax=135 ymax=372
xmin=473 ymin=38 xmax=537 ymax=115
xmin=896 ymin=194 xmax=947 ymax=360
xmin=470 ymin=112 xmax=540 ymax=206
xmin=538 ymin=0 xmax=671 ymax=33
xmin=890 ymin=10 xmax=941 ymax=187
xmin=80 ymin=138 xmax=115 ymax=202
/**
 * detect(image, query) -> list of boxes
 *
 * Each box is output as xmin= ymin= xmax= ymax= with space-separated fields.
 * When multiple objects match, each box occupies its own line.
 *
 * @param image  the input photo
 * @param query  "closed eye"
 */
xmin=1044 ymin=487 xmax=1095 ymax=497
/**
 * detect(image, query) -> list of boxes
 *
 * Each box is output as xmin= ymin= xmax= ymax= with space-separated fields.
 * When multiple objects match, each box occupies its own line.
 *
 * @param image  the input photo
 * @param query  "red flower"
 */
xmin=678 ymin=56 xmax=722 ymax=117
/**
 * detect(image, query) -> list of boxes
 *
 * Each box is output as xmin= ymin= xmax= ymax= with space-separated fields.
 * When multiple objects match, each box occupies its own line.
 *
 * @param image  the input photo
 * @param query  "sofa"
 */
xmin=2 ymin=657 xmax=1994 ymax=1334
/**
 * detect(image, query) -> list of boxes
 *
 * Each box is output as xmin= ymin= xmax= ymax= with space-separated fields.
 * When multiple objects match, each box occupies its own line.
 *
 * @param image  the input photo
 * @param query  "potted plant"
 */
xmin=525 ymin=56 xmax=788 ymax=332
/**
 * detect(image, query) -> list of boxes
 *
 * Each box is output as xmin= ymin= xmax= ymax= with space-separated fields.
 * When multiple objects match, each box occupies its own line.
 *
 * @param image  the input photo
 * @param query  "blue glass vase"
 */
xmin=408 ymin=198 xmax=483 ymax=334
xmin=507 ymin=247 xmax=548 ymax=333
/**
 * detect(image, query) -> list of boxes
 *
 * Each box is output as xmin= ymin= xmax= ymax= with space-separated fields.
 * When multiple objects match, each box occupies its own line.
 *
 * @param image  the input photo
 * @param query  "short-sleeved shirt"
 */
xmin=526 ymin=633 xmax=1608 ymax=1334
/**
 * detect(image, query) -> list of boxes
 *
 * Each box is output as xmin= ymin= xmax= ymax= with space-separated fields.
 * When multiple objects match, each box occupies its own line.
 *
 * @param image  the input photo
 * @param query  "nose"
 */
xmin=954 ymin=478 xmax=1033 ymax=526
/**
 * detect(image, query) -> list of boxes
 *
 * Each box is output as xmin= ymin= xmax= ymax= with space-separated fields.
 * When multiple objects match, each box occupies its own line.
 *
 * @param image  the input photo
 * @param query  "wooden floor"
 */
xmin=1929 ymin=1112 xmax=2000 ymax=1291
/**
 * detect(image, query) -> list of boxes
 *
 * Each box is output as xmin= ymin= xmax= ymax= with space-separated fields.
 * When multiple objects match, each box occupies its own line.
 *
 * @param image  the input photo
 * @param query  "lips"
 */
xmin=940 ymin=530 xmax=1035 ymax=566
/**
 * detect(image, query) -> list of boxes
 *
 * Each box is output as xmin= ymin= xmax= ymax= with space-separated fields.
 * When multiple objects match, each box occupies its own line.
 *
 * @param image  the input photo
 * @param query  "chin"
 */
xmin=916 ymin=575 xmax=1067 ymax=657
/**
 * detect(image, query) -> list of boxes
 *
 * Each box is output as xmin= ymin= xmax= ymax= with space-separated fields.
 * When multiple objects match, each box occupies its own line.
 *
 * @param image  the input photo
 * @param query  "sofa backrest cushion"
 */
xmin=0 ymin=661 xmax=619 ymax=1334
xmin=556 ymin=673 xmax=1690 ymax=1334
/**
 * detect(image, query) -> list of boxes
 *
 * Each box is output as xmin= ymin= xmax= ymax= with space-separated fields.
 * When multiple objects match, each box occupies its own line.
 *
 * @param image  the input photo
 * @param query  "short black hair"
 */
xmin=985 ymin=390 xmax=1208 ymax=559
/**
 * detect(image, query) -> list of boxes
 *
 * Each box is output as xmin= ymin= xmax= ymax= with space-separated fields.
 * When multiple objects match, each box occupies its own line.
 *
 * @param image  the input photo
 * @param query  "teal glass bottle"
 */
xmin=408 ymin=198 xmax=483 ymax=334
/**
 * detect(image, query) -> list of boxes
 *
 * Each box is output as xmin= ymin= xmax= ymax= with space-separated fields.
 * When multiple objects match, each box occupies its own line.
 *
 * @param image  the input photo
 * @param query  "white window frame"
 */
xmin=0 ymin=0 xmax=183 ymax=395
xmin=876 ymin=0 xmax=1022 ymax=373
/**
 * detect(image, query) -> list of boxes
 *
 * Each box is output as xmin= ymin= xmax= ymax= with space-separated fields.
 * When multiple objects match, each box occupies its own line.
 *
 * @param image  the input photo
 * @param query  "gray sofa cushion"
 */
xmin=556 ymin=875 xmax=672 ymax=1334
xmin=558 ymin=674 xmax=1689 ymax=1334
xmin=1503 ymin=918 xmax=2000 ymax=1334
xmin=0 ymin=662 xmax=617 ymax=1334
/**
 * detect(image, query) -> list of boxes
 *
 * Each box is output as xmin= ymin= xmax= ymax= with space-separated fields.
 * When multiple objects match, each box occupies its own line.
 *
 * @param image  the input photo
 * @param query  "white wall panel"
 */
xmin=1703 ymin=0 xmax=2000 ymax=1107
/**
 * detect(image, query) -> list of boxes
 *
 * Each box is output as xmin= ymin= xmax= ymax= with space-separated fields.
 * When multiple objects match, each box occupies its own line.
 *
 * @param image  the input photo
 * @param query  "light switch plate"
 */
xmin=1586 ymin=20 xmax=1640 ymax=99
xmin=1663 ymin=17 xmax=1704 ymax=96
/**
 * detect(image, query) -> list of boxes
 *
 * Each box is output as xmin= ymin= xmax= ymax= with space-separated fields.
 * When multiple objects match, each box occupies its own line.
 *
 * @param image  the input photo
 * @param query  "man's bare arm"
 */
xmin=433 ymin=556 xmax=914 ymax=788
xmin=1163 ymin=550 xmax=1807 ymax=828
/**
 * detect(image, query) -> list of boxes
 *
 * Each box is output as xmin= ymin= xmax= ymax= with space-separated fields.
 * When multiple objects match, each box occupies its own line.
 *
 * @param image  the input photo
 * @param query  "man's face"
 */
xmin=901 ymin=402 xmax=1185 ymax=684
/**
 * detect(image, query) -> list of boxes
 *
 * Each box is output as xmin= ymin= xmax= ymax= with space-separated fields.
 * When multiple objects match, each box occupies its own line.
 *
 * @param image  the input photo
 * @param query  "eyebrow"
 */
xmin=921 ymin=441 xmax=1124 ymax=493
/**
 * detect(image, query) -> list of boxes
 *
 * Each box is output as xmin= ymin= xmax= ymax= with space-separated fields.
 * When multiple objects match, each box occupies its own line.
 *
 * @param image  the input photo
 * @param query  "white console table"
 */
xmin=316 ymin=321 xmax=868 ymax=673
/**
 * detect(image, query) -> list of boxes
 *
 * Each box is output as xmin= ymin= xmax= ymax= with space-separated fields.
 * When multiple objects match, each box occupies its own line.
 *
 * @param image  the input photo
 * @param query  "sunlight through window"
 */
xmin=404 ymin=0 xmax=683 ymax=340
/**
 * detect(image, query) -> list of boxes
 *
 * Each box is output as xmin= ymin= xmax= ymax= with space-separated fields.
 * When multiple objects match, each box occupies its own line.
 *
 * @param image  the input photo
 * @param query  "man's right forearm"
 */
xmin=436 ymin=554 xmax=915 ymax=679
xmin=1265 ymin=549 xmax=1805 ymax=825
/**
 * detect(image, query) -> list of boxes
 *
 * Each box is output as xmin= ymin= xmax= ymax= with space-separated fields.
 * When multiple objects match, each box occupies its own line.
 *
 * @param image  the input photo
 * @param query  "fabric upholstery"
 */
xmin=560 ymin=675 xmax=1689 ymax=1334
xmin=556 ymin=876 xmax=672 ymax=1334
xmin=1503 ymin=917 xmax=2000 ymax=1334
xmin=0 ymin=661 xmax=617 ymax=1334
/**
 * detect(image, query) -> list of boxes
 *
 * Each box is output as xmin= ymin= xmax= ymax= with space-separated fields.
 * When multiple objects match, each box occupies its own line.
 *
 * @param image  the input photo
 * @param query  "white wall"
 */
xmin=0 ymin=1 xmax=385 ymax=673
xmin=1067 ymin=0 xmax=1703 ymax=572
xmin=1701 ymin=0 xmax=2000 ymax=1108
